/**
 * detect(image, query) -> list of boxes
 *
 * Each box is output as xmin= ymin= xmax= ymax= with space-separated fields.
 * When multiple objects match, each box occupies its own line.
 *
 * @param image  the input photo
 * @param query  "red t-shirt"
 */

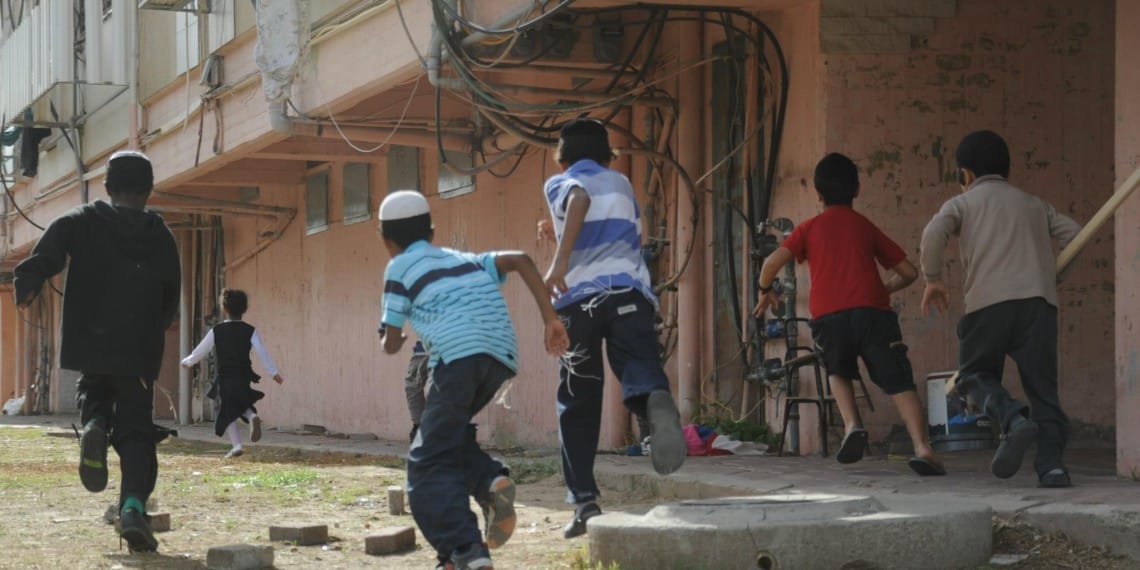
xmin=781 ymin=206 xmax=907 ymax=318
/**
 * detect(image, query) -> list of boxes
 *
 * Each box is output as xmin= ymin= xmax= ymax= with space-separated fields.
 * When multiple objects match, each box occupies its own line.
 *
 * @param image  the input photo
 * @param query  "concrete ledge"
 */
xmin=206 ymin=544 xmax=274 ymax=570
xmin=595 ymin=460 xmax=793 ymax=500
xmin=1020 ymin=504 xmax=1140 ymax=562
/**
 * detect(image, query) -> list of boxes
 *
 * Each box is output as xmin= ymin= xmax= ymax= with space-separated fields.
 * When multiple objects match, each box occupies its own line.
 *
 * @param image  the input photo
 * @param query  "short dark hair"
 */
xmin=813 ymin=153 xmax=860 ymax=206
xmin=381 ymin=213 xmax=432 ymax=249
xmin=221 ymin=289 xmax=248 ymax=319
xmin=955 ymin=130 xmax=1010 ymax=178
xmin=556 ymin=118 xmax=616 ymax=166
xmin=105 ymin=154 xmax=154 ymax=195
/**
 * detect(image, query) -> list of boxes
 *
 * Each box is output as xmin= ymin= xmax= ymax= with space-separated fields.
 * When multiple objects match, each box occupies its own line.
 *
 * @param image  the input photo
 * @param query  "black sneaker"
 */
xmin=646 ymin=391 xmax=685 ymax=475
xmin=119 ymin=508 xmax=158 ymax=552
xmin=1038 ymin=468 xmax=1072 ymax=488
xmin=79 ymin=418 xmax=108 ymax=493
xmin=450 ymin=542 xmax=493 ymax=570
xmin=562 ymin=501 xmax=602 ymax=539
xmin=992 ymin=415 xmax=1039 ymax=479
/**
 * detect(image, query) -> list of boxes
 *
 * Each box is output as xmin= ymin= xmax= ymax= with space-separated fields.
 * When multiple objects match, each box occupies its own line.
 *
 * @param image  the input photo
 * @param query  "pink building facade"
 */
xmin=1 ymin=0 xmax=1136 ymax=476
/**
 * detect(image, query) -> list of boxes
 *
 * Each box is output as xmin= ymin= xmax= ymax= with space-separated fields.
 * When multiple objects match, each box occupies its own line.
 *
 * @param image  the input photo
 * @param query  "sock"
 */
xmin=121 ymin=496 xmax=145 ymax=516
xmin=226 ymin=421 xmax=243 ymax=448
xmin=242 ymin=409 xmax=257 ymax=421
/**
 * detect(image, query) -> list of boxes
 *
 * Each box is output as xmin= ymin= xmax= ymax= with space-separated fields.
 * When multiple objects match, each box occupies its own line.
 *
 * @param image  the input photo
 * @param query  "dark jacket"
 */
xmin=13 ymin=200 xmax=180 ymax=380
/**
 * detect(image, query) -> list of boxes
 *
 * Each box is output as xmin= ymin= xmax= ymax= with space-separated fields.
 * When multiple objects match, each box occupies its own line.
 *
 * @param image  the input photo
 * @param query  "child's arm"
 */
xmin=251 ymin=330 xmax=284 ymax=384
xmin=379 ymin=325 xmax=407 ymax=355
xmin=544 ymin=188 xmax=591 ymax=296
xmin=496 ymin=252 xmax=571 ymax=355
xmin=752 ymin=247 xmax=794 ymax=317
xmin=883 ymin=259 xmax=918 ymax=294
xmin=919 ymin=200 xmax=963 ymax=315
xmin=181 ymin=330 xmax=215 ymax=368
xmin=13 ymin=215 xmax=75 ymax=307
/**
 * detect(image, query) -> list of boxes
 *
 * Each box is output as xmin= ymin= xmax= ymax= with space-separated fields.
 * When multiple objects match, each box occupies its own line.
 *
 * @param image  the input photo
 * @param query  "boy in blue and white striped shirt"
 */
xmin=377 ymin=190 xmax=568 ymax=570
xmin=539 ymin=118 xmax=686 ymax=540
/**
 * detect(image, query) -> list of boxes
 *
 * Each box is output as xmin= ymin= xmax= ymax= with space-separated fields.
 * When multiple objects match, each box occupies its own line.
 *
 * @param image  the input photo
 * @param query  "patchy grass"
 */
xmin=0 ymin=424 xmax=651 ymax=569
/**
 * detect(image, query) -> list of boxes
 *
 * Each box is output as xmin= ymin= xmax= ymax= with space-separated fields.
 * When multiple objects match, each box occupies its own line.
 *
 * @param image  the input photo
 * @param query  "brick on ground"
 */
xmin=268 ymin=523 xmax=328 ymax=546
xmin=206 ymin=544 xmax=274 ymax=570
xmin=148 ymin=512 xmax=171 ymax=533
xmin=365 ymin=526 xmax=416 ymax=555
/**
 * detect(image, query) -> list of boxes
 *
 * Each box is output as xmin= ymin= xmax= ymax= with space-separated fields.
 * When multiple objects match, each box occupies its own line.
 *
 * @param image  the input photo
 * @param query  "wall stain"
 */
xmin=866 ymin=145 xmax=903 ymax=177
xmin=936 ymin=54 xmax=972 ymax=71
xmin=947 ymin=97 xmax=979 ymax=112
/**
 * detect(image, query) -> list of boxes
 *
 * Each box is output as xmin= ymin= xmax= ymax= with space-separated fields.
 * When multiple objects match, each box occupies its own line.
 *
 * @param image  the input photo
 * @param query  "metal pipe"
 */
xmin=675 ymin=20 xmax=703 ymax=421
xmin=178 ymin=235 xmax=190 ymax=425
xmin=84 ymin=0 xmax=102 ymax=84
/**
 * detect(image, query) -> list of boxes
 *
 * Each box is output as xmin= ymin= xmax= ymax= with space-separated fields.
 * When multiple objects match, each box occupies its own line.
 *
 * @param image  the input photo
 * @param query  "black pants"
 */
xmin=77 ymin=374 xmax=158 ymax=511
xmin=557 ymin=290 xmax=670 ymax=504
xmin=957 ymin=297 xmax=1068 ymax=475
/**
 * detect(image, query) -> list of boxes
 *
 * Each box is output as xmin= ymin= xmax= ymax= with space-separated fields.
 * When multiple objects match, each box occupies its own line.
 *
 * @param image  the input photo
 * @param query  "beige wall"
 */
xmin=1114 ymin=0 xmax=1140 ymax=477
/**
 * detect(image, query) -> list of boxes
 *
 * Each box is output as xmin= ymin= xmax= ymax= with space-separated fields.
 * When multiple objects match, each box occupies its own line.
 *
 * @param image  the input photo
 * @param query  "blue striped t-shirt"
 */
xmin=380 ymin=241 xmax=519 ymax=372
xmin=544 ymin=159 xmax=657 ymax=310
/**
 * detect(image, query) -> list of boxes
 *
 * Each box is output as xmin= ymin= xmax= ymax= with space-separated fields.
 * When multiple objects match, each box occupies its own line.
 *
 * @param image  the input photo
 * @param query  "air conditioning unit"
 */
xmin=138 ymin=0 xmax=210 ymax=12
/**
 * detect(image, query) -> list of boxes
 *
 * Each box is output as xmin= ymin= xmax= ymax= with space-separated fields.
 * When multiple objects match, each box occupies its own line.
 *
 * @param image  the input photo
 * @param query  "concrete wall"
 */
xmin=790 ymin=0 xmax=1116 ymax=449
xmin=1114 ymin=0 xmax=1140 ymax=477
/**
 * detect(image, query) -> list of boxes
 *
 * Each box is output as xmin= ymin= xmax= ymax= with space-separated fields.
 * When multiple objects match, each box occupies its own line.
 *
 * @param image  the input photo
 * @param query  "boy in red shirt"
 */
xmin=753 ymin=153 xmax=945 ymax=475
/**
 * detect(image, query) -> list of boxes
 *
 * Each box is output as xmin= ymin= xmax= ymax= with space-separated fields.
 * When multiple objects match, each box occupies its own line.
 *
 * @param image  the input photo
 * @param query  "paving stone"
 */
xmin=268 ymin=523 xmax=328 ymax=546
xmin=148 ymin=512 xmax=171 ymax=533
xmin=365 ymin=526 xmax=416 ymax=555
xmin=206 ymin=544 xmax=273 ymax=570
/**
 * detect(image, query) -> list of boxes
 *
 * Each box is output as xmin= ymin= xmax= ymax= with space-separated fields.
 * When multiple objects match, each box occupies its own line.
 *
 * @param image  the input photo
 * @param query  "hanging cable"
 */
xmin=432 ymin=0 xmax=577 ymax=36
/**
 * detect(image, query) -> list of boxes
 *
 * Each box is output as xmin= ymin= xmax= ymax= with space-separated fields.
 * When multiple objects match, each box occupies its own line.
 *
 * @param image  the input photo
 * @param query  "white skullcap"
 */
xmin=109 ymin=150 xmax=151 ymax=163
xmin=379 ymin=190 xmax=430 ymax=221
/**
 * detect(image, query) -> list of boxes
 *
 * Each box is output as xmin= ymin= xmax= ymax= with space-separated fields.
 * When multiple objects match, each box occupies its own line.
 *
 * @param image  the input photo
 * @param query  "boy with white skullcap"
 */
xmin=14 ymin=150 xmax=181 ymax=552
xmin=376 ymin=190 xmax=569 ymax=570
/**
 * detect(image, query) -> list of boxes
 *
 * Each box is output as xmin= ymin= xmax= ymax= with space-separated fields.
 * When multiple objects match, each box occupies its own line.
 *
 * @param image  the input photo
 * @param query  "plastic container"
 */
xmin=927 ymin=372 xmax=997 ymax=452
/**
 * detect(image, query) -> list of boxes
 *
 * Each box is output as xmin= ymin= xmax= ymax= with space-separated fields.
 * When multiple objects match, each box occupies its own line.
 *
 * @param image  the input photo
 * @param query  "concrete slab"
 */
xmin=365 ymin=526 xmax=416 ymax=555
xmin=268 ymin=523 xmax=327 ymax=545
xmin=589 ymin=494 xmax=993 ymax=570
xmin=1021 ymin=503 xmax=1140 ymax=561
xmin=206 ymin=544 xmax=273 ymax=570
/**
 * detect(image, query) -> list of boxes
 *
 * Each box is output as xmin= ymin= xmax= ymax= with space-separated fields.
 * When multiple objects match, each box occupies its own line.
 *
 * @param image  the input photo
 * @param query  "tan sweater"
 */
xmin=920 ymin=176 xmax=1081 ymax=314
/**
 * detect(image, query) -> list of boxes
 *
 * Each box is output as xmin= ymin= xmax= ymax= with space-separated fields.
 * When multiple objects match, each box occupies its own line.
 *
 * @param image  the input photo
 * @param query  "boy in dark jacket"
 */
xmin=14 ymin=151 xmax=180 ymax=551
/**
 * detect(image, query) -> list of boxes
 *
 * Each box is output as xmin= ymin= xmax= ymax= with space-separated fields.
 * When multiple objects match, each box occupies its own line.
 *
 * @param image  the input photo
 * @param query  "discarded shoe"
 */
xmin=79 ymin=418 xmax=109 ymax=493
xmin=992 ymin=416 xmax=1038 ymax=479
xmin=119 ymin=508 xmax=158 ymax=552
xmin=484 ymin=476 xmax=517 ymax=549
xmin=646 ymin=391 xmax=685 ymax=475
xmin=1038 ymin=467 xmax=1072 ymax=488
xmin=836 ymin=429 xmax=869 ymax=465
xmin=563 ymin=501 xmax=602 ymax=539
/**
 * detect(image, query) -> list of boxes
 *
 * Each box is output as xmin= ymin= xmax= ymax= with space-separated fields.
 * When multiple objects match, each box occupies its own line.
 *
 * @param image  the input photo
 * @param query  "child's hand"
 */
xmin=544 ymin=261 xmax=569 ymax=297
xmin=921 ymin=281 xmax=951 ymax=316
xmin=537 ymin=219 xmax=556 ymax=243
xmin=752 ymin=290 xmax=781 ymax=317
xmin=544 ymin=317 xmax=570 ymax=356
xmin=273 ymin=374 xmax=284 ymax=384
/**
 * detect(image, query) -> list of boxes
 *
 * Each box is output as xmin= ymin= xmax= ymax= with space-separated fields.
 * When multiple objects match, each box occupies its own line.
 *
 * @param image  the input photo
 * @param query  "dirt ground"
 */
xmin=987 ymin=518 xmax=1135 ymax=570
xmin=0 ymin=425 xmax=652 ymax=569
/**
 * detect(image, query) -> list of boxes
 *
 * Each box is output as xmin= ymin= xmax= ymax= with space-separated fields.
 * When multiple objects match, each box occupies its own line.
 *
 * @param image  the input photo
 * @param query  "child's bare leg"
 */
xmin=891 ymin=390 xmax=941 ymax=464
xmin=828 ymin=375 xmax=862 ymax=434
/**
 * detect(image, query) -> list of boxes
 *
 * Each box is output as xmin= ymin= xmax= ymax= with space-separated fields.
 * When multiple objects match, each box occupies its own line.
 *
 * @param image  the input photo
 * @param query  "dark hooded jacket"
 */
xmin=13 ymin=200 xmax=180 ymax=380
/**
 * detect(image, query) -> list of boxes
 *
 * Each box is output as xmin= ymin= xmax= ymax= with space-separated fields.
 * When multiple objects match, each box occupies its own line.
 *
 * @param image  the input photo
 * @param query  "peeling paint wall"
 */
xmin=819 ymin=0 xmax=1116 ymax=445
xmin=1114 ymin=0 xmax=1140 ymax=477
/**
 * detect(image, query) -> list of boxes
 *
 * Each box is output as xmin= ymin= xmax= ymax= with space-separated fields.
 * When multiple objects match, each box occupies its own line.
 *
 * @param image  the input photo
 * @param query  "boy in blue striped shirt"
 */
xmin=377 ymin=190 xmax=569 ymax=570
xmin=539 ymin=118 xmax=686 ymax=539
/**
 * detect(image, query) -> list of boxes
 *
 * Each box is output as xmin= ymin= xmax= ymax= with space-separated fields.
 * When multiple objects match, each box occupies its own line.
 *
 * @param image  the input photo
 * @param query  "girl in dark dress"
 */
xmin=181 ymin=289 xmax=284 ymax=458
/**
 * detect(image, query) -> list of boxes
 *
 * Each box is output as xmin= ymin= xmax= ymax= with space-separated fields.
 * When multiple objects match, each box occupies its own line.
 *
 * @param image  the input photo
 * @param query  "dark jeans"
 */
xmin=407 ymin=355 xmax=512 ymax=558
xmin=957 ymin=297 xmax=1068 ymax=475
xmin=77 ymin=374 xmax=158 ymax=511
xmin=557 ymin=290 xmax=670 ymax=504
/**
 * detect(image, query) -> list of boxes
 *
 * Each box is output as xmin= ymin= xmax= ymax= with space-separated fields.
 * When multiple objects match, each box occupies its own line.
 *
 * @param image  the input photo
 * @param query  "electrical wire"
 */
xmin=433 ymin=0 xmax=577 ymax=36
xmin=317 ymin=73 xmax=424 ymax=153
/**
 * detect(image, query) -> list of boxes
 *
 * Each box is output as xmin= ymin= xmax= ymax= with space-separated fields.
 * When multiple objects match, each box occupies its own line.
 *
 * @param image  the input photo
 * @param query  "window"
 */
xmin=305 ymin=170 xmax=329 ymax=235
xmin=387 ymin=146 xmax=420 ymax=192
xmin=175 ymin=12 xmax=200 ymax=75
xmin=342 ymin=162 xmax=371 ymax=225
xmin=439 ymin=150 xmax=476 ymax=199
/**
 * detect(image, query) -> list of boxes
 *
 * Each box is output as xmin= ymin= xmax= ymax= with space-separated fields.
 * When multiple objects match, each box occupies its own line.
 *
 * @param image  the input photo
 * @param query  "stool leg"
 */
xmin=817 ymin=402 xmax=828 ymax=458
xmin=779 ymin=399 xmax=793 ymax=457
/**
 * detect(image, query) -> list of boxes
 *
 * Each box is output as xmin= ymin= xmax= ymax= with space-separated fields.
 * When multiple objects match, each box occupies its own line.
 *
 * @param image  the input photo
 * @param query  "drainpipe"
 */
xmin=178 ymin=236 xmax=190 ymax=425
xmin=675 ymin=20 xmax=703 ymax=420
xmin=84 ymin=0 xmax=103 ymax=84
xmin=427 ymin=0 xmax=466 ymax=91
